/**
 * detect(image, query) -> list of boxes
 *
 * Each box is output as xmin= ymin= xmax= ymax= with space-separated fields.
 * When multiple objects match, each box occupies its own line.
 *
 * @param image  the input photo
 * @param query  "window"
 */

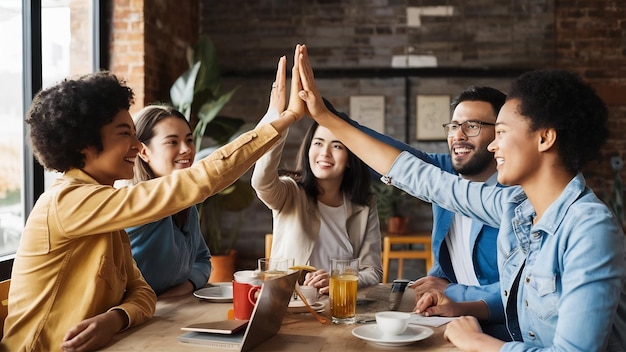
xmin=42 ymin=1 xmax=97 ymax=189
xmin=0 ymin=1 xmax=24 ymax=258
xmin=0 ymin=1 xmax=98 ymax=270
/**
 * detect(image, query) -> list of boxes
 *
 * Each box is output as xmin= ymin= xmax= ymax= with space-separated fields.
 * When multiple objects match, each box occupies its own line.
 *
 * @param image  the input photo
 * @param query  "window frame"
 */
xmin=0 ymin=0 xmax=102 ymax=280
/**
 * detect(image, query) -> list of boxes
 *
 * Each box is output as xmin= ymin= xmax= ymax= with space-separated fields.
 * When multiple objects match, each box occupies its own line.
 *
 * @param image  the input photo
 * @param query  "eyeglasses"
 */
xmin=442 ymin=120 xmax=495 ymax=137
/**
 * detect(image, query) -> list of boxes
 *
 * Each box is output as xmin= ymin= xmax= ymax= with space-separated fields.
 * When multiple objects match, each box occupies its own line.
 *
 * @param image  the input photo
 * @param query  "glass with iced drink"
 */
xmin=329 ymin=257 xmax=359 ymax=324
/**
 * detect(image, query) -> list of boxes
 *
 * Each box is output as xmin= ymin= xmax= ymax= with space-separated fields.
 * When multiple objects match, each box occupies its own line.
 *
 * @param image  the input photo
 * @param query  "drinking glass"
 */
xmin=257 ymin=257 xmax=289 ymax=281
xmin=329 ymin=257 xmax=359 ymax=324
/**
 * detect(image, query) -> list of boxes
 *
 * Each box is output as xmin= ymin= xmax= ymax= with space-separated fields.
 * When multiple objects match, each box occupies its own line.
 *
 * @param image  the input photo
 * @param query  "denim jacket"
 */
xmin=388 ymin=152 xmax=626 ymax=351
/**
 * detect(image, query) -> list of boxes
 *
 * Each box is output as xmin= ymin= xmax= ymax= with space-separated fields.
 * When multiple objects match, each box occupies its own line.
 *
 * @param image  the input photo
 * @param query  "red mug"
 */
xmin=232 ymin=280 xmax=261 ymax=320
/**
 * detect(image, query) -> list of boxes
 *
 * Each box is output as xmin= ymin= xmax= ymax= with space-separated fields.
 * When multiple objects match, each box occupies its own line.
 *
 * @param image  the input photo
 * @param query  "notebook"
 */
xmin=177 ymin=270 xmax=299 ymax=351
xmin=181 ymin=319 xmax=248 ymax=334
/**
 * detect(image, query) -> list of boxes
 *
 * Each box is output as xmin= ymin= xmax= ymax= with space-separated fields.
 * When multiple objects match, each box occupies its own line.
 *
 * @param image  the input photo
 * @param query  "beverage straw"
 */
xmin=294 ymin=281 xmax=328 ymax=324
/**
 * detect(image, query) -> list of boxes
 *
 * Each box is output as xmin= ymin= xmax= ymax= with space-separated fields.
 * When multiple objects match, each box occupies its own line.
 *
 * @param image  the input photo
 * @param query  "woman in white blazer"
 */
xmin=252 ymin=98 xmax=382 ymax=294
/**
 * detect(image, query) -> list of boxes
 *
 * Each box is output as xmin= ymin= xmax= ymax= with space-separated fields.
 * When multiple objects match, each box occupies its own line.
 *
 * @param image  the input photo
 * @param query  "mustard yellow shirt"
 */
xmin=2 ymin=124 xmax=279 ymax=351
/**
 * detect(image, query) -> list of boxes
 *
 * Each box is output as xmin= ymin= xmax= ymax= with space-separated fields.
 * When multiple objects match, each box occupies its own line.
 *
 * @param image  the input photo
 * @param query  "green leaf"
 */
xmin=192 ymin=35 xmax=221 ymax=99
xmin=371 ymin=183 xmax=408 ymax=220
xmin=217 ymin=181 xmax=254 ymax=212
xmin=192 ymin=88 xmax=239 ymax=147
xmin=170 ymin=61 xmax=201 ymax=119
xmin=204 ymin=117 xmax=246 ymax=145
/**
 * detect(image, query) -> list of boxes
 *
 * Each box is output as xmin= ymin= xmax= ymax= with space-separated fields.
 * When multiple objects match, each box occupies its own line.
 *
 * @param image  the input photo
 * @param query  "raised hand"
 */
xmin=294 ymin=43 xmax=401 ymax=176
xmin=267 ymin=46 xmax=307 ymax=133
xmin=266 ymin=55 xmax=287 ymax=116
xmin=285 ymin=44 xmax=305 ymax=121
xmin=295 ymin=44 xmax=331 ymax=119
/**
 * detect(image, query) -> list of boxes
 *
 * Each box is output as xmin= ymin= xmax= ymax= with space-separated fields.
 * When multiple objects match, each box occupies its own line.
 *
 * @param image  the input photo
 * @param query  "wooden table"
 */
xmin=102 ymin=284 xmax=459 ymax=351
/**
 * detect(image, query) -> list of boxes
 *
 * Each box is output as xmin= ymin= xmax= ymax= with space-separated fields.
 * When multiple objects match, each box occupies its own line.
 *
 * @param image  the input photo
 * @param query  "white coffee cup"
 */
xmin=298 ymin=285 xmax=318 ymax=304
xmin=233 ymin=270 xmax=260 ymax=284
xmin=375 ymin=311 xmax=410 ymax=336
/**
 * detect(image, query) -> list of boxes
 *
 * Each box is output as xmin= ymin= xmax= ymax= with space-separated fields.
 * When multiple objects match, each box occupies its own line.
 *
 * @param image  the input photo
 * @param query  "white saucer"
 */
xmin=193 ymin=284 xmax=233 ymax=302
xmin=208 ymin=282 xmax=232 ymax=287
xmin=351 ymin=324 xmax=434 ymax=347
xmin=287 ymin=299 xmax=325 ymax=313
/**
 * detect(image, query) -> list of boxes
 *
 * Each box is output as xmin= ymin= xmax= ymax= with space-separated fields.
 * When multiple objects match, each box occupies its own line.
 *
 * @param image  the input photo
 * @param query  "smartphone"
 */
xmin=389 ymin=279 xmax=410 ymax=311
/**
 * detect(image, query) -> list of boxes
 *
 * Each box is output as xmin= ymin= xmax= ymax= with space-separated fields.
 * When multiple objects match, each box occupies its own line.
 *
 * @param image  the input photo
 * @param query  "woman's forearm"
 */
xmin=313 ymin=110 xmax=401 ymax=176
xmin=269 ymin=110 xmax=300 ymax=134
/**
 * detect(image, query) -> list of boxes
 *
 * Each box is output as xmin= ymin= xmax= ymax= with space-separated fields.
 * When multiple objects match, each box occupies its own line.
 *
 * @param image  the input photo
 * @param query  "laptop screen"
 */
xmin=240 ymin=270 xmax=299 ymax=351
xmin=178 ymin=270 xmax=299 ymax=351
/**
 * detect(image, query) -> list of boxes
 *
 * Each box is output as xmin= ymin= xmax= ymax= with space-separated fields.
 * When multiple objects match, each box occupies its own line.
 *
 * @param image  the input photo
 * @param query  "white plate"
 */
xmin=287 ymin=299 xmax=326 ymax=313
xmin=208 ymin=282 xmax=232 ymax=287
xmin=351 ymin=324 xmax=434 ymax=347
xmin=193 ymin=284 xmax=233 ymax=302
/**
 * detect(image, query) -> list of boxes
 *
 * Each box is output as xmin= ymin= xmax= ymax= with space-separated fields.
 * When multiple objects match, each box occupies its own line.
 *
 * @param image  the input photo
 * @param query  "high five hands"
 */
xmin=291 ymin=44 xmax=331 ymax=121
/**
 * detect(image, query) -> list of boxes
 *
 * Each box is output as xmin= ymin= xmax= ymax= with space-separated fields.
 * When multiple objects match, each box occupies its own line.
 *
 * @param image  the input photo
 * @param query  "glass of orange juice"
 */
xmin=329 ymin=257 xmax=359 ymax=324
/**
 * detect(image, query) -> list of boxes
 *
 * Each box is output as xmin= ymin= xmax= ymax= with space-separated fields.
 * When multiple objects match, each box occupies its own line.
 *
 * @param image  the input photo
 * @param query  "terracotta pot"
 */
xmin=387 ymin=216 xmax=408 ymax=235
xmin=208 ymin=250 xmax=237 ymax=283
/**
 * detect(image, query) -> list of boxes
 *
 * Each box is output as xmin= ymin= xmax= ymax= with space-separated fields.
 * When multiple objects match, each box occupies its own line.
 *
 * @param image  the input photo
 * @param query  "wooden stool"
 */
xmin=381 ymin=233 xmax=433 ymax=283
xmin=265 ymin=233 xmax=273 ymax=258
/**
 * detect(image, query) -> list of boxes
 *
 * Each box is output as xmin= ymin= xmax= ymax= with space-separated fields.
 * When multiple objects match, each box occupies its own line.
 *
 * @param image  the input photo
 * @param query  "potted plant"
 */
xmin=371 ymin=183 xmax=410 ymax=234
xmin=170 ymin=34 xmax=254 ymax=281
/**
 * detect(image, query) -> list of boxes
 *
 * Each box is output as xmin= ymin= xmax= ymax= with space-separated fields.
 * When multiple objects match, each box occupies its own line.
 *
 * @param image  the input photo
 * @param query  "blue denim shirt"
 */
xmin=388 ymin=152 xmax=626 ymax=351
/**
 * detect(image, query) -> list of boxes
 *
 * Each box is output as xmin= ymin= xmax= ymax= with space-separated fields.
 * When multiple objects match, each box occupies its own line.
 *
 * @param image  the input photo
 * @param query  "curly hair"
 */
xmin=26 ymin=70 xmax=134 ymax=172
xmin=507 ymin=69 xmax=608 ymax=174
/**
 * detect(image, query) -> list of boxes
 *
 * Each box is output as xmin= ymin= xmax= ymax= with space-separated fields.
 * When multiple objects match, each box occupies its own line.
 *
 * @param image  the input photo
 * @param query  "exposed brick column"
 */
xmin=108 ymin=0 xmax=200 ymax=114
xmin=108 ymin=0 xmax=146 ymax=114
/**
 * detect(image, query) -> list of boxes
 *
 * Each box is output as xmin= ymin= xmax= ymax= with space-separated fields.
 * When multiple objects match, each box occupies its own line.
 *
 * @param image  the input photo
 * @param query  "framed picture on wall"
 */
xmin=416 ymin=95 xmax=450 ymax=140
xmin=350 ymin=95 xmax=385 ymax=133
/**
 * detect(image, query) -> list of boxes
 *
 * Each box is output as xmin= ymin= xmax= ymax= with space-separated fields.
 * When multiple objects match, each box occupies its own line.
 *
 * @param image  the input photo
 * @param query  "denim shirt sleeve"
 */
xmin=427 ymin=259 xmax=446 ymax=278
xmin=445 ymin=281 xmax=504 ymax=323
xmin=386 ymin=152 xmax=505 ymax=229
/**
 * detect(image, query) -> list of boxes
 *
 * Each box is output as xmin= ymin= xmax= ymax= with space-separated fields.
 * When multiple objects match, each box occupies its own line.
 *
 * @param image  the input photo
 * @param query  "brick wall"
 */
xmin=107 ymin=0 xmax=200 ymax=114
xmin=202 ymin=1 xmax=554 ymax=70
xmin=555 ymin=0 xmax=626 ymax=215
xmin=108 ymin=0 xmax=626 ymax=267
xmin=197 ymin=0 xmax=539 ymax=265
xmin=198 ymin=1 xmax=626 ymax=264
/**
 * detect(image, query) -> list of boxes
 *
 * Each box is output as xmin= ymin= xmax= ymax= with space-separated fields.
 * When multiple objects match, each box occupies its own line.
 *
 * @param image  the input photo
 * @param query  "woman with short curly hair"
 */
xmin=3 ymin=47 xmax=304 ymax=352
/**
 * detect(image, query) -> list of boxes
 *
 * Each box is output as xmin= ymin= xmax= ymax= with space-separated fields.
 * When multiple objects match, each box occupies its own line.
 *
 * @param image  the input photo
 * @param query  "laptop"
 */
xmin=177 ymin=270 xmax=299 ymax=351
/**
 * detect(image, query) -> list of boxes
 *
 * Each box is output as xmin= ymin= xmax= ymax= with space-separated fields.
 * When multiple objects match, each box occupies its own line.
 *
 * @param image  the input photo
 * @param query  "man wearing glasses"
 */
xmin=327 ymin=86 xmax=509 ymax=339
